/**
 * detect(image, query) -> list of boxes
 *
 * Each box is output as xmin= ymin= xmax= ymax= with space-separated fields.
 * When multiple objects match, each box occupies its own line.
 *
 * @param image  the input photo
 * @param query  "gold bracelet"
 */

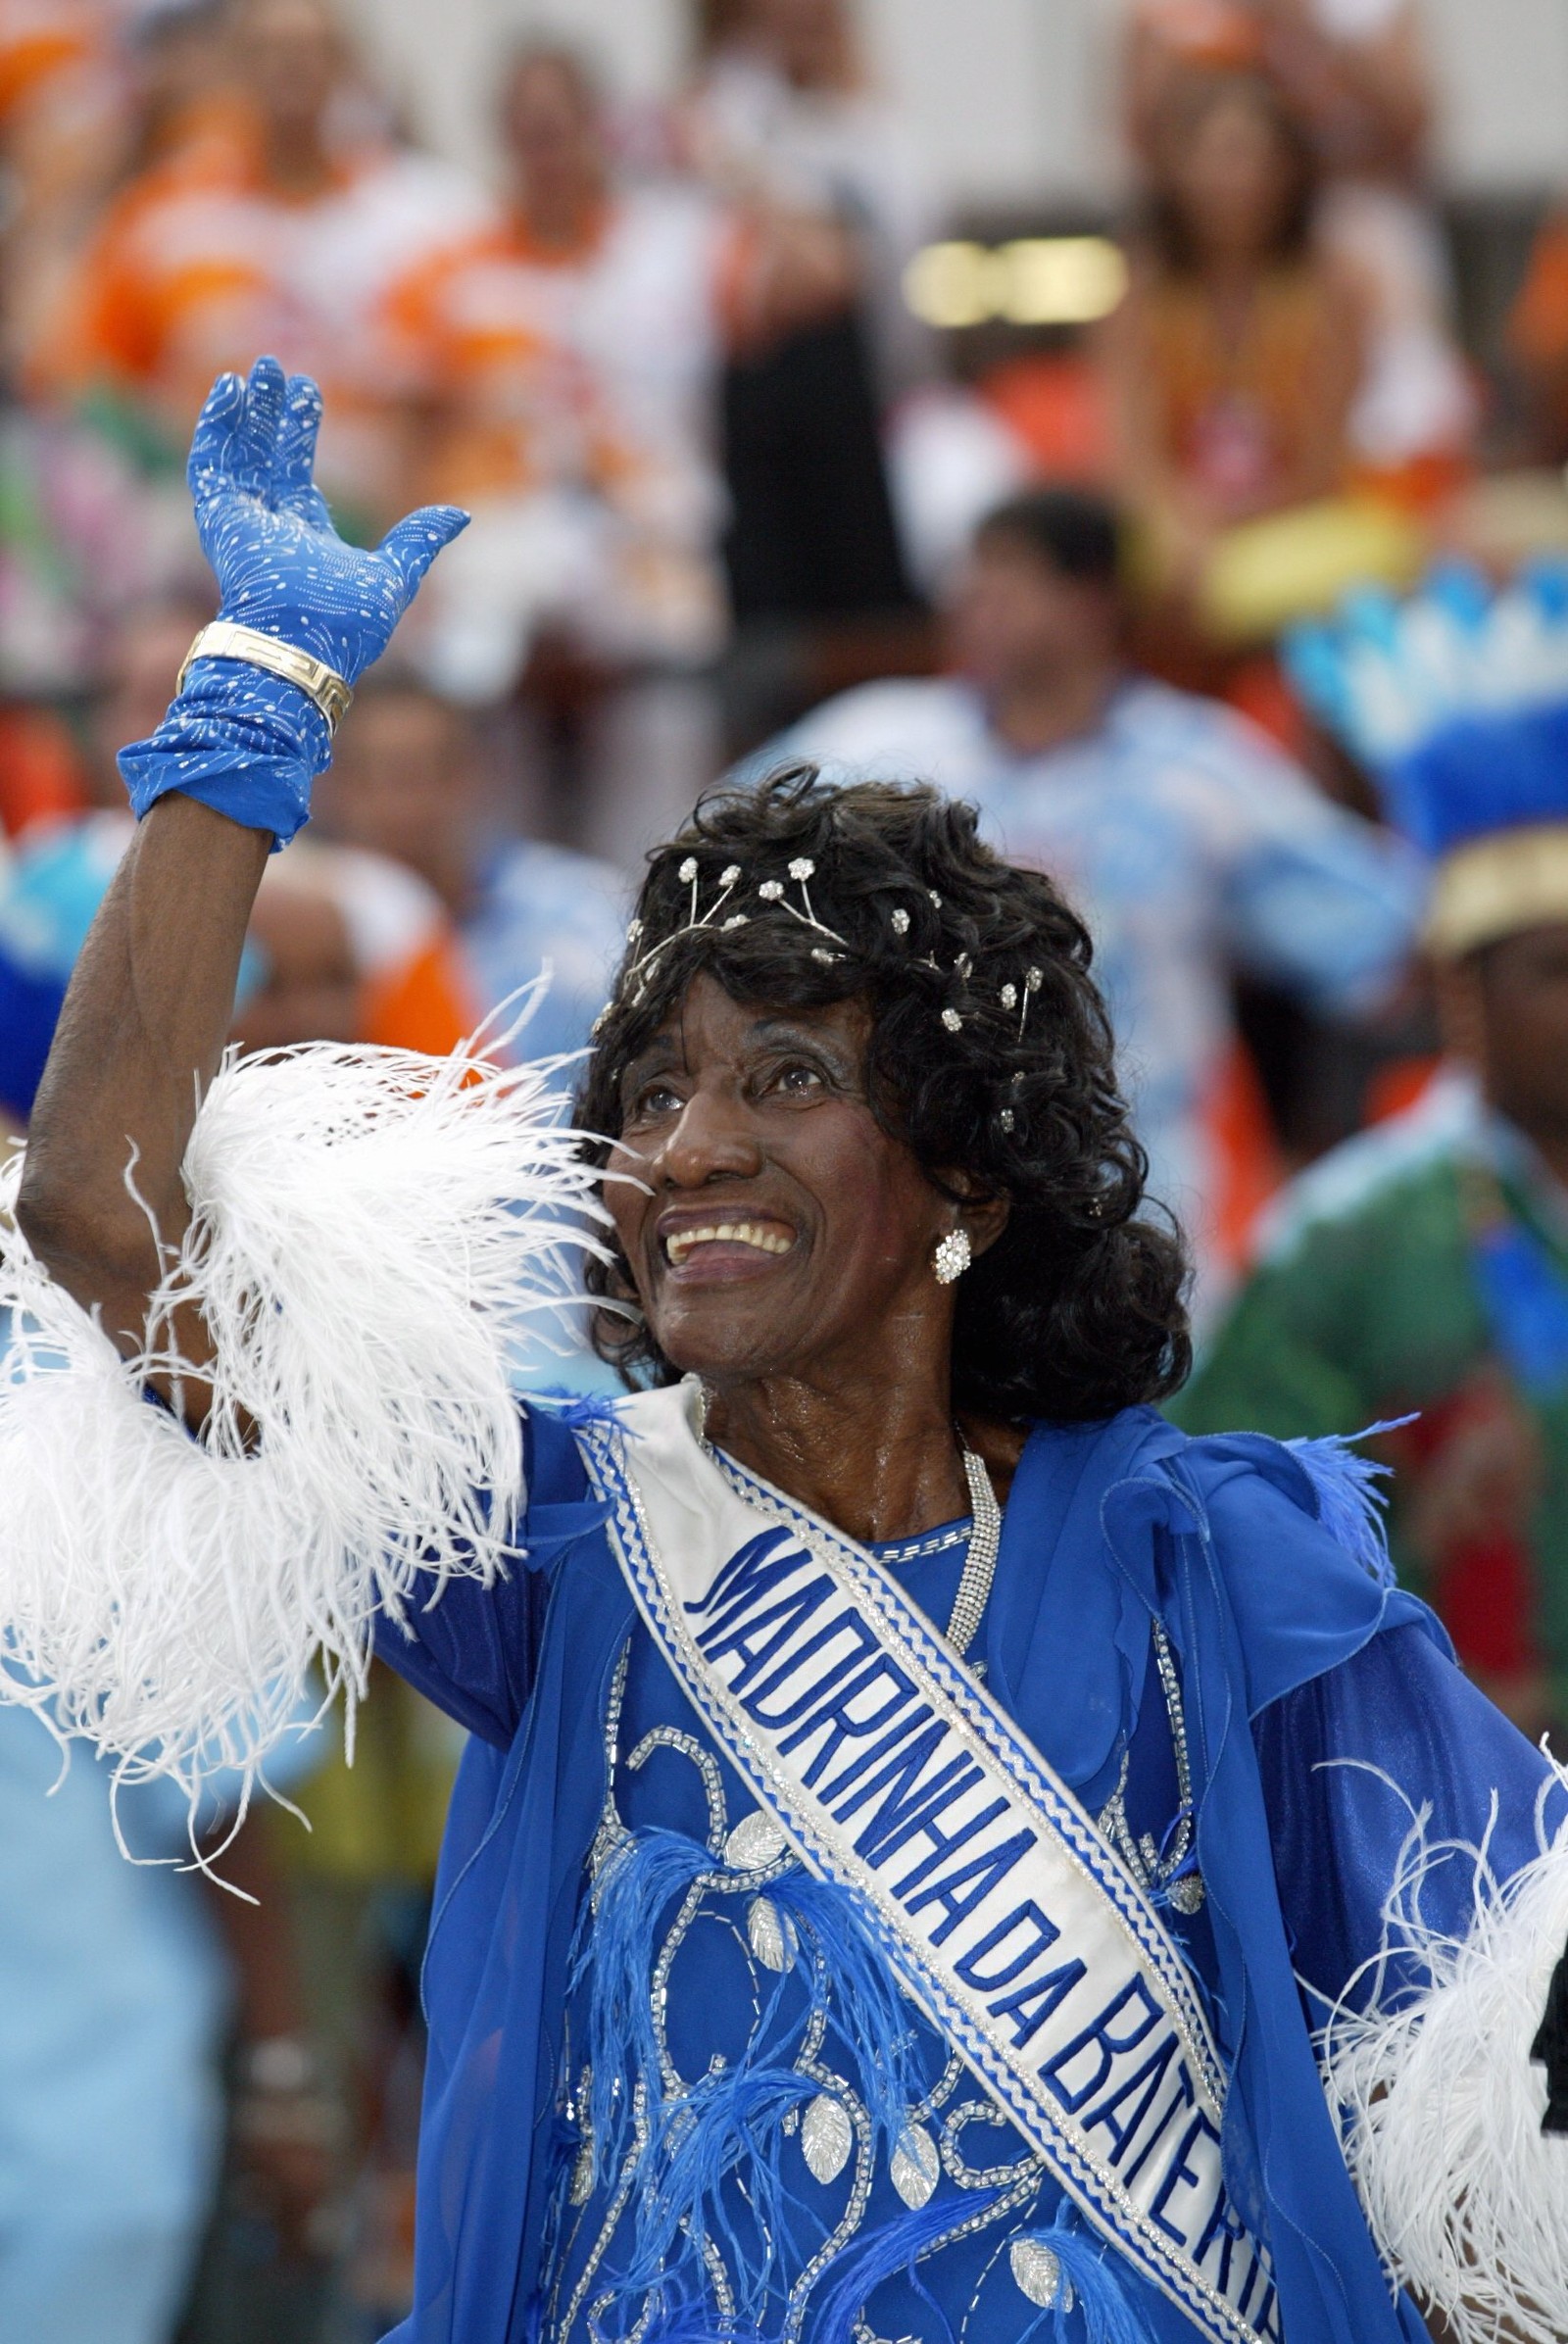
xmin=177 ymin=619 xmax=354 ymax=735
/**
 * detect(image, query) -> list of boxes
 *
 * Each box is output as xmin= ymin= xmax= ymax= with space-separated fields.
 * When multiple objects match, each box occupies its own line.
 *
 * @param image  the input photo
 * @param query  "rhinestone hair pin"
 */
xmin=614 ymin=853 xmax=850 ymax=1006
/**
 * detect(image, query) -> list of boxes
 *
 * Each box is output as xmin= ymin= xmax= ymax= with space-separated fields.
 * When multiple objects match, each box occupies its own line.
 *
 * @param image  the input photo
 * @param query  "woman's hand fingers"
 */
xmin=233 ymin=354 xmax=288 ymax=493
xmin=186 ymin=369 xmax=247 ymax=507
xmin=375 ymin=504 xmax=470 ymax=608
xmin=275 ymin=372 xmax=326 ymax=517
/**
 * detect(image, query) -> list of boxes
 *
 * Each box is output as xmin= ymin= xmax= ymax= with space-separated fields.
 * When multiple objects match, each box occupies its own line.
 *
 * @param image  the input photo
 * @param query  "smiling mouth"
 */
xmin=662 ymin=1219 xmax=795 ymax=1266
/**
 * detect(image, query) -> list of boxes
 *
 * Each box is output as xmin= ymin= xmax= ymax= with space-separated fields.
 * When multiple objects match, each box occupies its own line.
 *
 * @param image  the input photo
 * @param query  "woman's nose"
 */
xmin=657 ymin=1084 xmax=763 ymax=1188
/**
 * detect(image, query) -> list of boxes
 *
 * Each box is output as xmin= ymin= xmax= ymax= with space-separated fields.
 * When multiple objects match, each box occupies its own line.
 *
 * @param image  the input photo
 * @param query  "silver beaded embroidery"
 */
xmin=1010 ymin=2235 xmax=1074 ymax=2311
xmin=802 ymin=2093 xmax=854 ymax=2185
xmin=890 ymin=2122 xmax=941 ymax=2208
xmin=1096 ymin=1620 xmax=1204 ymax=1915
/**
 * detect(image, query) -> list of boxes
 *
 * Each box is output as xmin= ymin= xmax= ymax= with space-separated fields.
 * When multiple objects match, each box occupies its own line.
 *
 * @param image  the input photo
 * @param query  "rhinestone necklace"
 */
xmin=945 ymin=1441 xmax=1001 ymax=1660
xmin=693 ymin=1379 xmax=1003 ymax=1661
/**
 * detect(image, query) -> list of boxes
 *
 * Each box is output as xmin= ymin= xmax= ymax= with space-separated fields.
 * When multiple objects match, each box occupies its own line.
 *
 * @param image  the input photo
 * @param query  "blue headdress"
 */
xmin=1287 ymin=560 xmax=1568 ymax=956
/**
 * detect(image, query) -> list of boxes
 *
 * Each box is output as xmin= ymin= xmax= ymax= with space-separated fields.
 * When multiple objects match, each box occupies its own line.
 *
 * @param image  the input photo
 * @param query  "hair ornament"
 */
xmin=998 ymin=1106 xmax=1016 ymax=1133
xmin=620 ymin=854 xmax=746 ymax=984
xmin=616 ymin=847 xmax=848 ymax=998
xmin=1000 ymin=982 xmax=1017 ymax=1010
xmin=890 ymin=907 xmax=911 ymax=935
xmin=778 ymin=855 xmax=842 ymax=943
xmin=1018 ymin=966 xmax=1043 ymax=1038
xmin=941 ymin=1007 xmax=962 ymax=1032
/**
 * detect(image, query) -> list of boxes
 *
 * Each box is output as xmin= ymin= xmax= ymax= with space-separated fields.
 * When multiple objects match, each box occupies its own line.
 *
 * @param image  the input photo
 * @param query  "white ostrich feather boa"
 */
xmin=1320 ymin=1773 xmax=1568 ymax=2344
xmin=0 ymin=1035 xmax=606 ymax=1803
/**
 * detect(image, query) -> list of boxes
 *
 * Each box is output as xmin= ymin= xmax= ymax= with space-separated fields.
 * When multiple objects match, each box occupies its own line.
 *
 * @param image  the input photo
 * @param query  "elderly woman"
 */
xmin=4 ymin=361 xmax=1568 ymax=2344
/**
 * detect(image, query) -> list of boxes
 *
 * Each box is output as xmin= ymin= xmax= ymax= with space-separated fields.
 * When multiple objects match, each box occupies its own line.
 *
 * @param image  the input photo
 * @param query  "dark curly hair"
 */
xmin=576 ymin=768 xmax=1191 ymax=1422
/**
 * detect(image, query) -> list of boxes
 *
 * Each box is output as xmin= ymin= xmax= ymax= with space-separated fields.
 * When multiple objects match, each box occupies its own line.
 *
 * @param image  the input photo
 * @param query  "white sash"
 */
xmin=577 ymin=1385 xmax=1280 ymax=2344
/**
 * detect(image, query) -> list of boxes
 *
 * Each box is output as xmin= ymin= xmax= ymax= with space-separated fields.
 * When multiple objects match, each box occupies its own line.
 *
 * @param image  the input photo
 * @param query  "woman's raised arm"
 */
xmin=0 ymin=362 xmax=601 ymax=1790
xmin=13 ymin=358 xmax=466 ymax=1392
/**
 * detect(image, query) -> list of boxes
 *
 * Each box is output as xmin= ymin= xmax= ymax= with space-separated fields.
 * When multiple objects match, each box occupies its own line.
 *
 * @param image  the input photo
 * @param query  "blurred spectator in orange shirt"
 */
xmin=30 ymin=0 xmax=489 ymax=526
xmin=387 ymin=41 xmax=768 ymax=859
xmin=0 ymin=0 xmax=137 ymax=371
xmin=1126 ymin=0 xmax=1473 ymax=496
xmin=1102 ymin=70 xmax=1364 ymax=607
xmin=390 ymin=44 xmax=734 ymax=692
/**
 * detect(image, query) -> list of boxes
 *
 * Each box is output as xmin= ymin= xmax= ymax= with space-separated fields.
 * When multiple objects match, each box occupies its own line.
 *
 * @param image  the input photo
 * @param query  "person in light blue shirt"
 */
xmin=769 ymin=488 xmax=1423 ymax=1320
xmin=0 ymin=1694 xmax=331 ymax=2344
xmin=0 ymin=1712 xmax=229 ymax=2344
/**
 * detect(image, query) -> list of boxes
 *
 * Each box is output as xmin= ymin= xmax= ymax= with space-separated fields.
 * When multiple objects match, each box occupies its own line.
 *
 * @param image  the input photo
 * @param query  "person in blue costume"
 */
xmin=4 ymin=358 xmax=1568 ymax=2344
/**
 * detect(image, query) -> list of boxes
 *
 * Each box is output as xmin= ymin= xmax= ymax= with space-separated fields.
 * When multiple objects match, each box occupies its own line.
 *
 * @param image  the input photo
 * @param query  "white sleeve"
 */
xmin=1191 ymin=710 xmax=1424 ymax=1012
xmin=0 ymin=1034 xmax=602 ymax=1803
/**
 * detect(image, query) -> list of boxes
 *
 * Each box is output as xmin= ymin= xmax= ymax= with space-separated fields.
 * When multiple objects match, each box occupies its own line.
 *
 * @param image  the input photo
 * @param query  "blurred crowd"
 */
xmin=7 ymin=1 xmax=1568 ymax=2338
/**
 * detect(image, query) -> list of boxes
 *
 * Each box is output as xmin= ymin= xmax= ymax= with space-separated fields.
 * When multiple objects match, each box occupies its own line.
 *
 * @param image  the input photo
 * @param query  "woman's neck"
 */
xmin=987 ymin=659 xmax=1116 ymax=758
xmin=262 ymin=119 xmax=335 ymax=200
xmin=705 ymin=1371 xmax=964 ymax=1546
xmin=703 ymin=1371 xmax=1023 ymax=1544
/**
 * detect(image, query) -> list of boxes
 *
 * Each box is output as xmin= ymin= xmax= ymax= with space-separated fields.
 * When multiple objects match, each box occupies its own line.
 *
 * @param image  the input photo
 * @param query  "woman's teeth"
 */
xmin=664 ymin=1221 xmax=793 ymax=1265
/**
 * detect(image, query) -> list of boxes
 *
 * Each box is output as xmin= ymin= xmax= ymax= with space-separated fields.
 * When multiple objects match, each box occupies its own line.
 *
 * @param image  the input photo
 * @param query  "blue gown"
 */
xmin=374 ymin=1402 xmax=1561 ymax=2344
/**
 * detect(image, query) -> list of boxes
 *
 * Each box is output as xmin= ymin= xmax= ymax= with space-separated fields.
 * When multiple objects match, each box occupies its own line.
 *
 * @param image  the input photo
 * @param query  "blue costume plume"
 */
xmin=1286 ymin=1432 xmax=1397 ymax=1589
xmin=1286 ymin=558 xmax=1568 ymax=887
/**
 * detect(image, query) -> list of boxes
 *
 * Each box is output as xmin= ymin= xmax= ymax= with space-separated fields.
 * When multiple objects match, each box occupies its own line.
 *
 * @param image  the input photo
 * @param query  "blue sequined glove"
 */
xmin=119 ymin=356 xmax=467 ymax=847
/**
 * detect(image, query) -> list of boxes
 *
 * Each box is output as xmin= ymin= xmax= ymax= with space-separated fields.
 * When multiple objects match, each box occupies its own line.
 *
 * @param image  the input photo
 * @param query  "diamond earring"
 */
xmin=933 ymin=1228 xmax=971 ymax=1285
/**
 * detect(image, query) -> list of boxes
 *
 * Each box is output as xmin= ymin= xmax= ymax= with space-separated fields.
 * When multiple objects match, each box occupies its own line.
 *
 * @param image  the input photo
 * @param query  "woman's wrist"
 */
xmin=179 ymin=621 xmax=354 ymax=736
xmin=118 ymin=658 xmax=333 ymax=850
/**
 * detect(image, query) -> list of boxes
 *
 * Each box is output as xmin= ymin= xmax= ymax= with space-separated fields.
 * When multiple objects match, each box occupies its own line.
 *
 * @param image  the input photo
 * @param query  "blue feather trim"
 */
xmin=813 ymin=2189 xmax=992 ymax=2344
xmin=527 ymin=1390 xmax=629 ymax=1432
xmin=771 ymin=1864 xmax=922 ymax=2147
xmin=570 ymin=1825 xmax=939 ymax=2336
xmin=1284 ymin=1429 xmax=1398 ymax=1588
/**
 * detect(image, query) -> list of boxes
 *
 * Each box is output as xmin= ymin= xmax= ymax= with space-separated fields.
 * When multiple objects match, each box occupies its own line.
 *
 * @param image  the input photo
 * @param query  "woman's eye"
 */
xmin=629 ymin=1081 xmax=684 ymax=1122
xmin=772 ymin=1061 xmax=824 ymax=1097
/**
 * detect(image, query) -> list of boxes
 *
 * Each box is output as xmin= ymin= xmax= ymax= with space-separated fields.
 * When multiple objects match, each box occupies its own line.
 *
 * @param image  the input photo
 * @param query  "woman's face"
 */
xmin=1164 ymin=91 xmax=1297 ymax=265
xmin=503 ymin=57 xmax=604 ymax=215
xmin=605 ymin=973 xmax=975 ymax=1392
xmin=745 ymin=0 xmax=856 ymax=90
